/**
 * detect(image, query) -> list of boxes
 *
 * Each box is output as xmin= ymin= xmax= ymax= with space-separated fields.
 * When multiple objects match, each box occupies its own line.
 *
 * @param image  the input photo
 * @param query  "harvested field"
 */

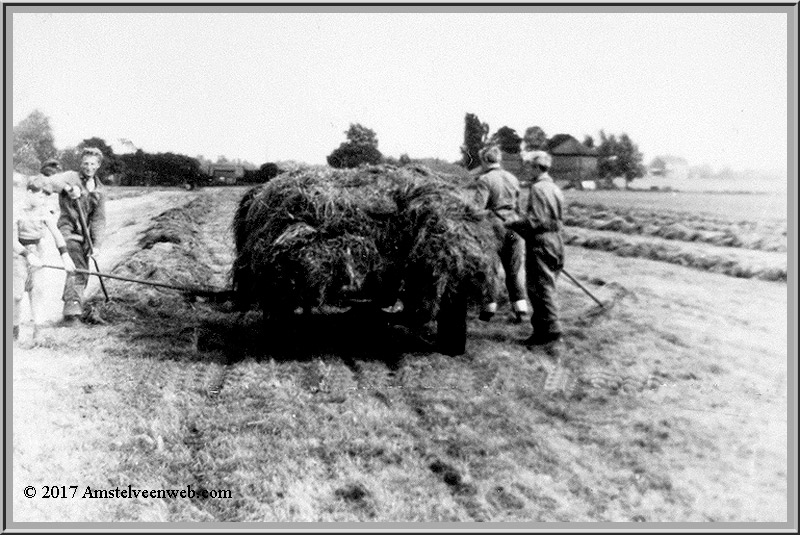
xmin=564 ymin=202 xmax=787 ymax=253
xmin=563 ymin=227 xmax=787 ymax=282
xmin=563 ymin=190 xmax=787 ymax=222
xmin=12 ymin=186 xmax=788 ymax=523
xmin=522 ymin=189 xmax=792 ymax=283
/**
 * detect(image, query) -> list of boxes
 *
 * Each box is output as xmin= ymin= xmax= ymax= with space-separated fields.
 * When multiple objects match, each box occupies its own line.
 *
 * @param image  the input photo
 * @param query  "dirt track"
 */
xmin=12 ymin=187 xmax=788 ymax=522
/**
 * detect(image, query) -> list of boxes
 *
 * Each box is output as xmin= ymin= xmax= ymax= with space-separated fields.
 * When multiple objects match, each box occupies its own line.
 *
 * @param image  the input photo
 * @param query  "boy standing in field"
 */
xmin=472 ymin=145 xmax=530 ymax=323
xmin=56 ymin=147 xmax=107 ymax=323
xmin=507 ymin=150 xmax=565 ymax=346
xmin=13 ymin=178 xmax=76 ymax=344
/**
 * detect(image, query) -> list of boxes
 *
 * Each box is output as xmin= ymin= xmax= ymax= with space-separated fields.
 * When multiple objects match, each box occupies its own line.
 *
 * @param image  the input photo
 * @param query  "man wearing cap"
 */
xmin=507 ymin=150 xmax=565 ymax=345
xmin=56 ymin=147 xmax=107 ymax=323
xmin=472 ymin=145 xmax=529 ymax=323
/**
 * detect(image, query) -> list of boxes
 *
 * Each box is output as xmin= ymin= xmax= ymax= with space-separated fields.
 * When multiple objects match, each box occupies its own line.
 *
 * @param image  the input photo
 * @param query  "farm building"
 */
xmin=546 ymin=134 xmax=599 ymax=187
xmin=500 ymin=151 xmax=533 ymax=183
xmin=501 ymin=134 xmax=599 ymax=187
xmin=208 ymin=164 xmax=245 ymax=184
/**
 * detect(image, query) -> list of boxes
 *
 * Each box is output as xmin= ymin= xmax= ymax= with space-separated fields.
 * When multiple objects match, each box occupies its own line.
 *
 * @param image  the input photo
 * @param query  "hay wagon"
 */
xmin=231 ymin=164 xmax=502 ymax=355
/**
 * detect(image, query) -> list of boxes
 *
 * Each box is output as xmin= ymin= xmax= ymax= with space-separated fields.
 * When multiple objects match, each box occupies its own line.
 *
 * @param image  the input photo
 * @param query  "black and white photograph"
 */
xmin=6 ymin=4 xmax=795 ymax=526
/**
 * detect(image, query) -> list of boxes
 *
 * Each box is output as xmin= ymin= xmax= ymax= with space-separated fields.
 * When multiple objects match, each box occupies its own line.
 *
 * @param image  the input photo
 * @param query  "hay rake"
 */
xmin=40 ymin=264 xmax=232 ymax=301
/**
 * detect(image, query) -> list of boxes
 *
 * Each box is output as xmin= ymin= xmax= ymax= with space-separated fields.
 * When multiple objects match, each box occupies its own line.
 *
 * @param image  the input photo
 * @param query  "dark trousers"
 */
xmin=500 ymin=231 xmax=526 ymax=303
xmin=485 ymin=230 xmax=526 ymax=309
xmin=526 ymin=250 xmax=562 ymax=335
xmin=62 ymin=239 xmax=90 ymax=314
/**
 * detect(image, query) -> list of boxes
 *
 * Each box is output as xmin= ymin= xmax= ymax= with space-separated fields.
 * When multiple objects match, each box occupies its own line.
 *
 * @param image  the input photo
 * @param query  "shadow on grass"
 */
xmin=198 ymin=306 xmax=435 ymax=369
xmin=95 ymin=293 xmax=433 ymax=369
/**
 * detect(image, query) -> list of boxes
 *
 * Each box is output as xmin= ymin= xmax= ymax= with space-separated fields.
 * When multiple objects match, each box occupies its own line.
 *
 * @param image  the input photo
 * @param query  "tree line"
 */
xmin=15 ymin=109 xmax=647 ymax=187
xmin=326 ymin=114 xmax=646 ymax=187
xmin=459 ymin=113 xmax=646 ymax=185
xmin=13 ymin=110 xmax=281 ymax=186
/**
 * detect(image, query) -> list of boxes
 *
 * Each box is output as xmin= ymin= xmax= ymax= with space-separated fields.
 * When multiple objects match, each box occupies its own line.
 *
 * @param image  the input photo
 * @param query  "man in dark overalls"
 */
xmin=508 ymin=150 xmax=565 ymax=345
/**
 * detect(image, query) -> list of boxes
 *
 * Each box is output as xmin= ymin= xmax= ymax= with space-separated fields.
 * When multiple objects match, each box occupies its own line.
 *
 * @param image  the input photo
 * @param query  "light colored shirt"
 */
xmin=473 ymin=163 xmax=521 ymax=222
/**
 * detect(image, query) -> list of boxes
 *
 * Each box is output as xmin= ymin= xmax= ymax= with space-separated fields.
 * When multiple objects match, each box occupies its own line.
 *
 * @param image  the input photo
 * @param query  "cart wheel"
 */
xmin=436 ymin=290 xmax=468 ymax=356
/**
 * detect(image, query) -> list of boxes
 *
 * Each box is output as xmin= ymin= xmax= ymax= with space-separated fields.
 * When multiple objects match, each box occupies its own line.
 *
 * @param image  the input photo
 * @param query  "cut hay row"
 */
xmin=564 ymin=203 xmax=787 ymax=253
xmin=232 ymin=164 xmax=501 ymax=331
xmin=564 ymin=227 xmax=786 ymax=282
xmin=98 ymin=196 xmax=219 ymax=322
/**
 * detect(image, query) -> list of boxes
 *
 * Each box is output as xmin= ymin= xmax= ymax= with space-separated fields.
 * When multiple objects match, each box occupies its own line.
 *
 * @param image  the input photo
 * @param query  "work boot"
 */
xmin=61 ymin=316 xmax=80 ymax=327
xmin=478 ymin=310 xmax=495 ymax=322
xmin=523 ymin=331 xmax=562 ymax=347
xmin=63 ymin=299 xmax=83 ymax=320
xmin=479 ymin=302 xmax=498 ymax=322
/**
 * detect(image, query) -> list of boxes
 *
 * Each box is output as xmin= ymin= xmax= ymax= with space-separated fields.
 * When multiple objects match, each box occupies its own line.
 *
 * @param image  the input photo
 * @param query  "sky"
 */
xmin=12 ymin=10 xmax=790 ymax=173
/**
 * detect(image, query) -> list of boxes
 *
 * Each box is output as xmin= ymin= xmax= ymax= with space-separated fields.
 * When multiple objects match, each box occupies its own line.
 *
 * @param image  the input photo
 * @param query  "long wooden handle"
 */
xmin=561 ymin=268 xmax=605 ymax=308
xmin=41 ymin=264 xmax=224 ymax=296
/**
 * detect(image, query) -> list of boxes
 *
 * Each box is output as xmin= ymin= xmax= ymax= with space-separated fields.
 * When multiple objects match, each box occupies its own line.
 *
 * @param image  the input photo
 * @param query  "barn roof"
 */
xmin=547 ymin=134 xmax=598 ymax=157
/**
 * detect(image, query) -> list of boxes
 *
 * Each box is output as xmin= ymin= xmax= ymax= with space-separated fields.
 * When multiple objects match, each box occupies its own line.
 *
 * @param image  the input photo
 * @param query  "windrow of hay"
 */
xmin=98 ymin=196 xmax=220 ymax=325
xmin=564 ymin=227 xmax=787 ymax=282
xmin=232 ymin=164 xmax=501 ymax=324
xmin=564 ymin=202 xmax=787 ymax=253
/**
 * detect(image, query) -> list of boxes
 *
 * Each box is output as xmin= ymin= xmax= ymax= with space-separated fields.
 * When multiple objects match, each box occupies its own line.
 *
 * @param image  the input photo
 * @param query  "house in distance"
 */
xmin=207 ymin=163 xmax=245 ymax=185
xmin=501 ymin=133 xmax=599 ymax=188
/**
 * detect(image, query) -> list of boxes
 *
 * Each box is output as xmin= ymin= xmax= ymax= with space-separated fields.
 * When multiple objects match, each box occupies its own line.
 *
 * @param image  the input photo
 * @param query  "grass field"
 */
xmin=12 ymin=185 xmax=788 ymax=523
xmin=564 ymin=189 xmax=788 ymax=222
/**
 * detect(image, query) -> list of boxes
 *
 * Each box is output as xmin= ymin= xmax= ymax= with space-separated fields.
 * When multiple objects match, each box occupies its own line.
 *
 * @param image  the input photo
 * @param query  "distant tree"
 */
xmin=14 ymin=145 xmax=41 ymax=176
xmin=118 ymin=150 xmax=204 ymax=187
xmin=596 ymin=130 xmax=645 ymax=187
xmin=216 ymin=155 xmax=230 ymax=164
xmin=583 ymin=135 xmax=595 ymax=149
xmin=596 ymin=130 xmax=619 ymax=185
xmin=328 ymin=144 xmax=383 ymax=168
xmin=242 ymin=162 xmax=282 ymax=183
xmin=13 ymin=110 xmax=57 ymax=174
xmin=461 ymin=113 xmax=490 ymax=170
xmin=689 ymin=163 xmax=714 ymax=179
xmin=327 ymin=123 xmax=383 ymax=168
xmin=344 ymin=123 xmax=379 ymax=148
xmin=399 ymin=153 xmax=412 ymax=166
xmin=522 ymin=126 xmax=548 ymax=151
xmin=490 ymin=126 xmax=522 ymax=154
xmin=650 ymin=156 xmax=667 ymax=175
xmin=617 ymin=133 xmax=646 ymax=185
xmin=195 ymin=154 xmax=213 ymax=174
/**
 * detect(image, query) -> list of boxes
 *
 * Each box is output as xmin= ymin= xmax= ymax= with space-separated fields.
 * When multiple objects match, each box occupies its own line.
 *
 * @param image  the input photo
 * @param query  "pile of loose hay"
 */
xmin=232 ymin=164 xmax=501 ymax=324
